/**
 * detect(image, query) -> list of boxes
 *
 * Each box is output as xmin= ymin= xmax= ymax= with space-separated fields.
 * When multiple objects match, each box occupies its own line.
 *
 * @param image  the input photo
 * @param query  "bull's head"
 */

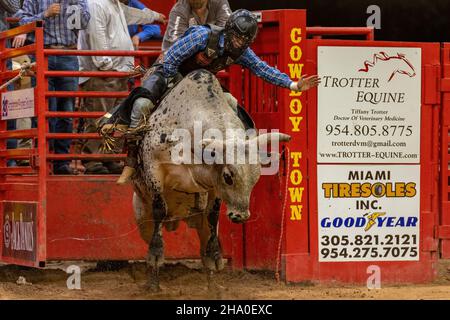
xmin=201 ymin=132 xmax=291 ymax=223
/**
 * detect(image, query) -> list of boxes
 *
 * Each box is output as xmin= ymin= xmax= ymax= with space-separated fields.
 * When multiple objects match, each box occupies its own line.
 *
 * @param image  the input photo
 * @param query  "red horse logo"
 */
xmin=358 ymin=52 xmax=416 ymax=82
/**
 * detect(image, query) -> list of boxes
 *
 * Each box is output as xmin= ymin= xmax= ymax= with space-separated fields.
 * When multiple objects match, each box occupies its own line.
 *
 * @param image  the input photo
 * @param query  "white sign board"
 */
xmin=317 ymin=165 xmax=420 ymax=262
xmin=317 ymin=46 xmax=421 ymax=163
xmin=1 ymin=88 xmax=35 ymax=120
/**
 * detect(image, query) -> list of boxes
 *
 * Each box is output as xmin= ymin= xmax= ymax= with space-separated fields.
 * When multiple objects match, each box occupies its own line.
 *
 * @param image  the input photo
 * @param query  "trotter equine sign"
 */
xmin=317 ymin=46 xmax=422 ymax=163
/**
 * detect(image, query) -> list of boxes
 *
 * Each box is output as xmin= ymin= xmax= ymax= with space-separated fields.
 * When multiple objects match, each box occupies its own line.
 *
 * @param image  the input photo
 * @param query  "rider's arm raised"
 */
xmin=236 ymin=48 xmax=320 ymax=92
xmin=236 ymin=47 xmax=293 ymax=89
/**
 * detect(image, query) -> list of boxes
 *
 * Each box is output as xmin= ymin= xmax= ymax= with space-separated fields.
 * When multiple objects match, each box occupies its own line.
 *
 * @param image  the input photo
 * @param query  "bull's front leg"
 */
xmin=197 ymin=196 xmax=224 ymax=291
xmin=205 ymin=197 xmax=223 ymax=271
xmin=146 ymin=192 xmax=167 ymax=292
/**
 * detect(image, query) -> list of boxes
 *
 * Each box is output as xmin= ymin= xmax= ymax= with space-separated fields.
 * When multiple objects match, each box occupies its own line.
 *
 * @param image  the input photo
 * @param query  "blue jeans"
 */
xmin=47 ymin=55 xmax=79 ymax=170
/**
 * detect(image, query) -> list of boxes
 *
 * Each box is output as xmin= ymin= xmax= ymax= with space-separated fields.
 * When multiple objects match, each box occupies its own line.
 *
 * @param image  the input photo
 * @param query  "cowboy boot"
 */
xmin=117 ymin=139 xmax=139 ymax=185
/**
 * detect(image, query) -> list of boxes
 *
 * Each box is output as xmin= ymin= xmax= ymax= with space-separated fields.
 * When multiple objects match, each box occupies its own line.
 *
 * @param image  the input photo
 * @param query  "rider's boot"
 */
xmin=116 ymin=139 xmax=139 ymax=185
xmin=116 ymin=98 xmax=155 ymax=184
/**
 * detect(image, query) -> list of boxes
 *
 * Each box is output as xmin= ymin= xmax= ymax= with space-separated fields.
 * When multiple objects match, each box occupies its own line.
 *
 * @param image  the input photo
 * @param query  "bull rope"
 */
xmin=49 ymin=211 xmax=204 ymax=243
xmin=275 ymin=146 xmax=290 ymax=283
xmin=0 ymin=62 xmax=36 ymax=90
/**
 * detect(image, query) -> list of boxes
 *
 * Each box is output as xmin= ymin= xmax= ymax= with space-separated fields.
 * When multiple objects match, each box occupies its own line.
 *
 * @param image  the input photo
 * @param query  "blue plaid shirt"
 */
xmin=163 ymin=26 xmax=293 ymax=88
xmin=20 ymin=0 xmax=90 ymax=46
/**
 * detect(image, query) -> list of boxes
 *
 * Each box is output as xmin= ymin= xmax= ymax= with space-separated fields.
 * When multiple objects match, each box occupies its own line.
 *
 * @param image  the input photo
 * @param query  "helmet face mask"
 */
xmin=224 ymin=9 xmax=258 ymax=54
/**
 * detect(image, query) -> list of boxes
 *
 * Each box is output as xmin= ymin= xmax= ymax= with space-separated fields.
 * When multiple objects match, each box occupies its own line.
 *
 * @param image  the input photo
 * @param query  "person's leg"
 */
xmin=79 ymin=78 xmax=109 ymax=173
xmin=81 ymin=77 xmax=128 ymax=174
xmin=52 ymin=55 xmax=79 ymax=174
xmin=47 ymin=56 xmax=57 ymax=154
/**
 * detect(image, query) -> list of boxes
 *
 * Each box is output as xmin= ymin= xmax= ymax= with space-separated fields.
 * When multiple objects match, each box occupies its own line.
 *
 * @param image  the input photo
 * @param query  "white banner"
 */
xmin=317 ymin=46 xmax=421 ymax=163
xmin=317 ymin=165 xmax=420 ymax=262
xmin=1 ymin=88 xmax=35 ymax=120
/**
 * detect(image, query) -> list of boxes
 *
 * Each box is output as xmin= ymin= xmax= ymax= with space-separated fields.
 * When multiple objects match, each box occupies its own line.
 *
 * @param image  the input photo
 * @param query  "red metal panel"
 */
xmin=279 ymin=10 xmax=310 ymax=279
xmin=440 ymin=43 xmax=450 ymax=258
xmin=293 ymin=39 xmax=440 ymax=283
xmin=45 ymin=178 xmax=238 ymax=262
xmin=241 ymin=10 xmax=296 ymax=270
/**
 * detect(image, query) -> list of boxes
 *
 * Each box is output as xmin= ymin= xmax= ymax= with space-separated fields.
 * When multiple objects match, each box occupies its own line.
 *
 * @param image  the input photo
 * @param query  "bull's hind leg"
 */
xmin=133 ymin=191 xmax=154 ymax=244
xmin=145 ymin=192 xmax=167 ymax=292
xmin=139 ymin=167 xmax=168 ymax=292
xmin=196 ymin=196 xmax=224 ymax=290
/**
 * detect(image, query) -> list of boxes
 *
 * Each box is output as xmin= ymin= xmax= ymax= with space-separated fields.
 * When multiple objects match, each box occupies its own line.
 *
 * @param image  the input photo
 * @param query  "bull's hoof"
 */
xmin=148 ymin=243 xmax=165 ymax=267
xmin=144 ymin=280 xmax=162 ymax=293
xmin=147 ymin=252 xmax=165 ymax=268
xmin=202 ymin=255 xmax=224 ymax=271
xmin=204 ymin=238 xmax=223 ymax=271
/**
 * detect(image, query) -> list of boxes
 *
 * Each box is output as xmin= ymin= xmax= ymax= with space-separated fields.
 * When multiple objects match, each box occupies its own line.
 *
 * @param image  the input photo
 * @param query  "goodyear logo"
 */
xmin=320 ymin=214 xmax=418 ymax=231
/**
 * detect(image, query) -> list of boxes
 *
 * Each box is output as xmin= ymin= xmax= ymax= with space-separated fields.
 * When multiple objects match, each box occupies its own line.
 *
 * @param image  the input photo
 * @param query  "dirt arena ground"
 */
xmin=0 ymin=260 xmax=449 ymax=300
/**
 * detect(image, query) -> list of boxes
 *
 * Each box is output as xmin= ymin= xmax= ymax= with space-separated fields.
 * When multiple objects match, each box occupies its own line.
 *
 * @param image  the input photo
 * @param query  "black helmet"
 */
xmin=224 ymin=9 xmax=258 ymax=54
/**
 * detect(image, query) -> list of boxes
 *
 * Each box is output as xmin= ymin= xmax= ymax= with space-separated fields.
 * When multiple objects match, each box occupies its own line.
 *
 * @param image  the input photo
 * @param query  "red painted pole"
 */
xmin=306 ymin=26 xmax=375 ymax=40
xmin=35 ymin=21 xmax=47 ymax=267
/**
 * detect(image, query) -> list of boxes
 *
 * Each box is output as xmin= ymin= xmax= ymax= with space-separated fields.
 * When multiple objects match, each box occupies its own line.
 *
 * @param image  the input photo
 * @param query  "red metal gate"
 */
xmin=241 ymin=10 xmax=441 ymax=283
xmin=0 ymin=21 xmax=242 ymax=268
xmin=0 ymin=9 xmax=447 ymax=284
xmin=439 ymin=43 xmax=450 ymax=259
xmin=302 ymin=39 xmax=440 ymax=283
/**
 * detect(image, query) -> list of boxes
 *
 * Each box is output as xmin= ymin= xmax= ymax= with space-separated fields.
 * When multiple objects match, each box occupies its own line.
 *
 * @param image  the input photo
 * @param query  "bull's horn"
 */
xmin=249 ymin=132 xmax=291 ymax=146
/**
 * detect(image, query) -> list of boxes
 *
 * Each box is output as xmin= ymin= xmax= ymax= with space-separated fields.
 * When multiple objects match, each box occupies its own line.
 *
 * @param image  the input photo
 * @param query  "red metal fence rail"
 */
xmin=0 ymin=21 xmax=239 ymax=268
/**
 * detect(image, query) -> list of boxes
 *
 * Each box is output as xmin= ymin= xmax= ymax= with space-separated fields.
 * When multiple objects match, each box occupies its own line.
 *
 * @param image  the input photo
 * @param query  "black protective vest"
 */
xmin=178 ymin=24 xmax=246 ymax=76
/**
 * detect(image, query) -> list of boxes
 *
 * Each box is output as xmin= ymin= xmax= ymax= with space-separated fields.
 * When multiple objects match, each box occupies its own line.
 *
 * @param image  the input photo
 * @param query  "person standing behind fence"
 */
xmin=19 ymin=0 xmax=90 ymax=175
xmin=77 ymin=0 xmax=165 ymax=175
xmin=121 ymin=0 xmax=162 ymax=49
xmin=0 ymin=0 xmax=20 ymax=32
xmin=162 ymin=0 xmax=231 ymax=52
xmin=0 ymin=0 xmax=21 ymax=167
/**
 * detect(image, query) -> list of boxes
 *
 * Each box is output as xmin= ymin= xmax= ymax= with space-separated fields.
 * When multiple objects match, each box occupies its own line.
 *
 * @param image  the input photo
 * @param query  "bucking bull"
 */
xmin=118 ymin=69 xmax=290 ymax=291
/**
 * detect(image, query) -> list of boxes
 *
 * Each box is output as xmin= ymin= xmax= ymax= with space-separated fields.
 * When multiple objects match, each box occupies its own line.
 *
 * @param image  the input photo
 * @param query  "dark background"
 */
xmin=227 ymin=0 xmax=450 ymax=42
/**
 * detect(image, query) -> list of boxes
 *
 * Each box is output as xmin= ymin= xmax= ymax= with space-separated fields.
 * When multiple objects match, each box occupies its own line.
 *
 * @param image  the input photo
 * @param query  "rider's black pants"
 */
xmin=142 ymin=63 xmax=168 ymax=105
